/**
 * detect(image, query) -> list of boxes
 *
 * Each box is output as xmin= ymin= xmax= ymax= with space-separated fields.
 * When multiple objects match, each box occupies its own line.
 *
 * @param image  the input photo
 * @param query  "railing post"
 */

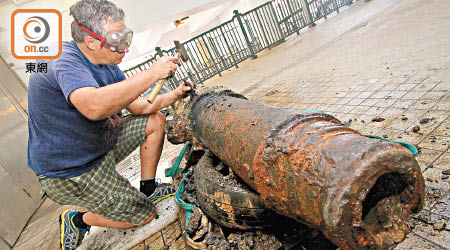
xmin=233 ymin=10 xmax=258 ymax=59
xmin=155 ymin=46 xmax=163 ymax=57
xmin=300 ymin=0 xmax=316 ymax=27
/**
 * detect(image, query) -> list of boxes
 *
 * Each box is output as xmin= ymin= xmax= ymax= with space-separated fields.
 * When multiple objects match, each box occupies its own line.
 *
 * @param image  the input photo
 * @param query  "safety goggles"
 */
xmin=74 ymin=19 xmax=133 ymax=52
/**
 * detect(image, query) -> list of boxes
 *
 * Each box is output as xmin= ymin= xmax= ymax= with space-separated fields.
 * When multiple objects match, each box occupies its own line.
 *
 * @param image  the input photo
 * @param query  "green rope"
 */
xmin=165 ymin=141 xmax=191 ymax=177
xmin=300 ymin=109 xmax=326 ymax=114
xmin=175 ymin=170 xmax=196 ymax=224
xmin=165 ymin=141 xmax=195 ymax=224
xmin=364 ymin=135 xmax=418 ymax=156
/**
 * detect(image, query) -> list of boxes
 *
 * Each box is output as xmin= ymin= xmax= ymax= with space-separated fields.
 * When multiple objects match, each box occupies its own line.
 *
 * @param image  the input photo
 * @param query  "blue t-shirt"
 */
xmin=28 ymin=40 xmax=126 ymax=178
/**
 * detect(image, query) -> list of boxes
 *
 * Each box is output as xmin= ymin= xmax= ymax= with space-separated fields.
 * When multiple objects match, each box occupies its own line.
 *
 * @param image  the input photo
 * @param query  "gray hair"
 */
xmin=69 ymin=0 xmax=125 ymax=43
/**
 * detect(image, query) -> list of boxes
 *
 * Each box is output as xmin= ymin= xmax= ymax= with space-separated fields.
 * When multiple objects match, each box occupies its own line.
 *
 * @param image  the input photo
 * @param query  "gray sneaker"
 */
xmin=149 ymin=182 xmax=176 ymax=204
xmin=59 ymin=209 xmax=90 ymax=250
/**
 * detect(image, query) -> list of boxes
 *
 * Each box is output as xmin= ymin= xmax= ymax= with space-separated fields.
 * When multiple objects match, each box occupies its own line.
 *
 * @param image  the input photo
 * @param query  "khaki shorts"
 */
xmin=39 ymin=114 xmax=154 ymax=225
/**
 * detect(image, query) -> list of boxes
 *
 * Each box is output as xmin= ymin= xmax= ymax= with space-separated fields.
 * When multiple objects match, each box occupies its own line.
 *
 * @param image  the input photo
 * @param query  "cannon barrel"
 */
xmin=168 ymin=87 xmax=425 ymax=250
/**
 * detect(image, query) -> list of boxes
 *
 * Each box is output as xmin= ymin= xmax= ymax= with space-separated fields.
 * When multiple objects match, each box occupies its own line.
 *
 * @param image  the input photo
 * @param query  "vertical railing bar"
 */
xmin=255 ymin=8 xmax=269 ymax=49
xmin=268 ymin=2 xmax=286 ymax=40
xmin=276 ymin=0 xmax=288 ymax=35
xmin=271 ymin=3 xmax=285 ymax=40
xmin=220 ymin=25 xmax=239 ymax=68
xmin=249 ymin=13 xmax=263 ymax=51
xmin=221 ymin=26 xmax=236 ymax=68
xmin=225 ymin=22 xmax=242 ymax=62
xmin=320 ymin=0 xmax=327 ymax=19
xmin=257 ymin=7 xmax=272 ymax=48
xmin=217 ymin=28 xmax=233 ymax=70
xmin=249 ymin=14 xmax=261 ymax=49
xmin=262 ymin=5 xmax=277 ymax=44
xmin=193 ymin=38 xmax=211 ymax=77
xmin=186 ymin=42 xmax=203 ymax=83
xmin=168 ymin=48 xmax=181 ymax=87
xmin=201 ymin=35 xmax=222 ymax=77
xmin=208 ymin=33 xmax=226 ymax=70
xmin=283 ymin=0 xmax=295 ymax=35
xmin=311 ymin=0 xmax=319 ymax=21
xmin=195 ymin=37 xmax=211 ymax=81
xmin=296 ymin=0 xmax=305 ymax=28
xmin=247 ymin=13 xmax=259 ymax=50
xmin=215 ymin=29 xmax=230 ymax=70
xmin=332 ymin=0 xmax=339 ymax=13
xmin=230 ymin=21 xmax=248 ymax=60
xmin=254 ymin=10 xmax=267 ymax=49
xmin=259 ymin=6 xmax=272 ymax=43
xmin=212 ymin=30 xmax=225 ymax=69
xmin=224 ymin=23 xmax=238 ymax=61
xmin=290 ymin=0 xmax=301 ymax=33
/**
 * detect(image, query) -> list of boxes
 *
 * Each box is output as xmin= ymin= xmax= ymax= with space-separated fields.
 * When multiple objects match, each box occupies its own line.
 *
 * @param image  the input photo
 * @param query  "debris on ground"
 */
xmin=412 ymin=125 xmax=421 ymax=133
xmin=372 ymin=116 xmax=385 ymax=122
xmin=433 ymin=222 xmax=446 ymax=231
xmin=343 ymin=119 xmax=353 ymax=127
xmin=420 ymin=118 xmax=431 ymax=124
xmin=264 ymin=90 xmax=279 ymax=96
xmin=429 ymin=135 xmax=437 ymax=143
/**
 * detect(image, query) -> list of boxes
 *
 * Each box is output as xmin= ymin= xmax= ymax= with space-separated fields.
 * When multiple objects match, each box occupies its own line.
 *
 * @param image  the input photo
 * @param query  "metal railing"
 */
xmin=123 ymin=0 xmax=356 ymax=89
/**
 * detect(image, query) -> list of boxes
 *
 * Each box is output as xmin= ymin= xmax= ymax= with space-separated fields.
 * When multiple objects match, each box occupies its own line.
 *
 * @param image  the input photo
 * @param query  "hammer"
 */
xmin=147 ymin=40 xmax=189 ymax=103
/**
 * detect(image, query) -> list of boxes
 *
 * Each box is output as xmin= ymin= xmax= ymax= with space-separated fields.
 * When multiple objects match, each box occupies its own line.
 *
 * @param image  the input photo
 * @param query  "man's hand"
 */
xmin=126 ymin=81 xmax=194 ymax=115
xmin=148 ymin=56 xmax=181 ymax=80
xmin=173 ymin=81 xmax=193 ymax=100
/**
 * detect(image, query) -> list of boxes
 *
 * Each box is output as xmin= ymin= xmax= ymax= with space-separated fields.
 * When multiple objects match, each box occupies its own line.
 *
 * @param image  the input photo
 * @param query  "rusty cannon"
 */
xmin=167 ymin=86 xmax=425 ymax=250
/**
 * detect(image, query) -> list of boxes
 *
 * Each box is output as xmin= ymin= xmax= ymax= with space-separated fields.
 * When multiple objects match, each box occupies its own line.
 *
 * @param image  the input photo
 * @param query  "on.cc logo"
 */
xmin=11 ymin=9 xmax=61 ymax=59
xmin=23 ymin=16 xmax=50 ymax=44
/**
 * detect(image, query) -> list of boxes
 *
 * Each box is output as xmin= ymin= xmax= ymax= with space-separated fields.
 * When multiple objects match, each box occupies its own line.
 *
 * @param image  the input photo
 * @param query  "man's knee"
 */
xmin=145 ymin=111 xmax=166 ymax=136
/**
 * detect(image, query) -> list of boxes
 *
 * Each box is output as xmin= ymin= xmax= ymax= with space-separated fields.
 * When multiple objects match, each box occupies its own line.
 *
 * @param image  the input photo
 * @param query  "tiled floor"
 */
xmin=12 ymin=0 xmax=450 ymax=249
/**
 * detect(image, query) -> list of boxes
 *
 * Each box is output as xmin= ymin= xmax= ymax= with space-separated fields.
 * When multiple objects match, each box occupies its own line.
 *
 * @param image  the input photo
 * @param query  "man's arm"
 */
xmin=69 ymin=56 xmax=179 ymax=121
xmin=126 ymin=81 xmax=192 ymax=115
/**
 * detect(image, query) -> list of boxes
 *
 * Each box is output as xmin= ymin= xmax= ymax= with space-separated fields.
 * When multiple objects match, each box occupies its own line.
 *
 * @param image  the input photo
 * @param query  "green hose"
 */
xmin=165 ymin=141 xmax=196 ymax=224
xmin=364 ymin=135 xmax=418 ymax=156
xmin=165 ymin=141 xmax=191 ymax=177
xmin=300 ymin=109 xmax=418 ymax=156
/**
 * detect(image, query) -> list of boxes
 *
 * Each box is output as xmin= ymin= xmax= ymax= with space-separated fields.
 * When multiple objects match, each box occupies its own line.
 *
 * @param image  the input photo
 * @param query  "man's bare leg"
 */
xmin=82 ymin=211 xmax=156 ymax=229
xmin=140 ymin=111 xmax=166 ymax=179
